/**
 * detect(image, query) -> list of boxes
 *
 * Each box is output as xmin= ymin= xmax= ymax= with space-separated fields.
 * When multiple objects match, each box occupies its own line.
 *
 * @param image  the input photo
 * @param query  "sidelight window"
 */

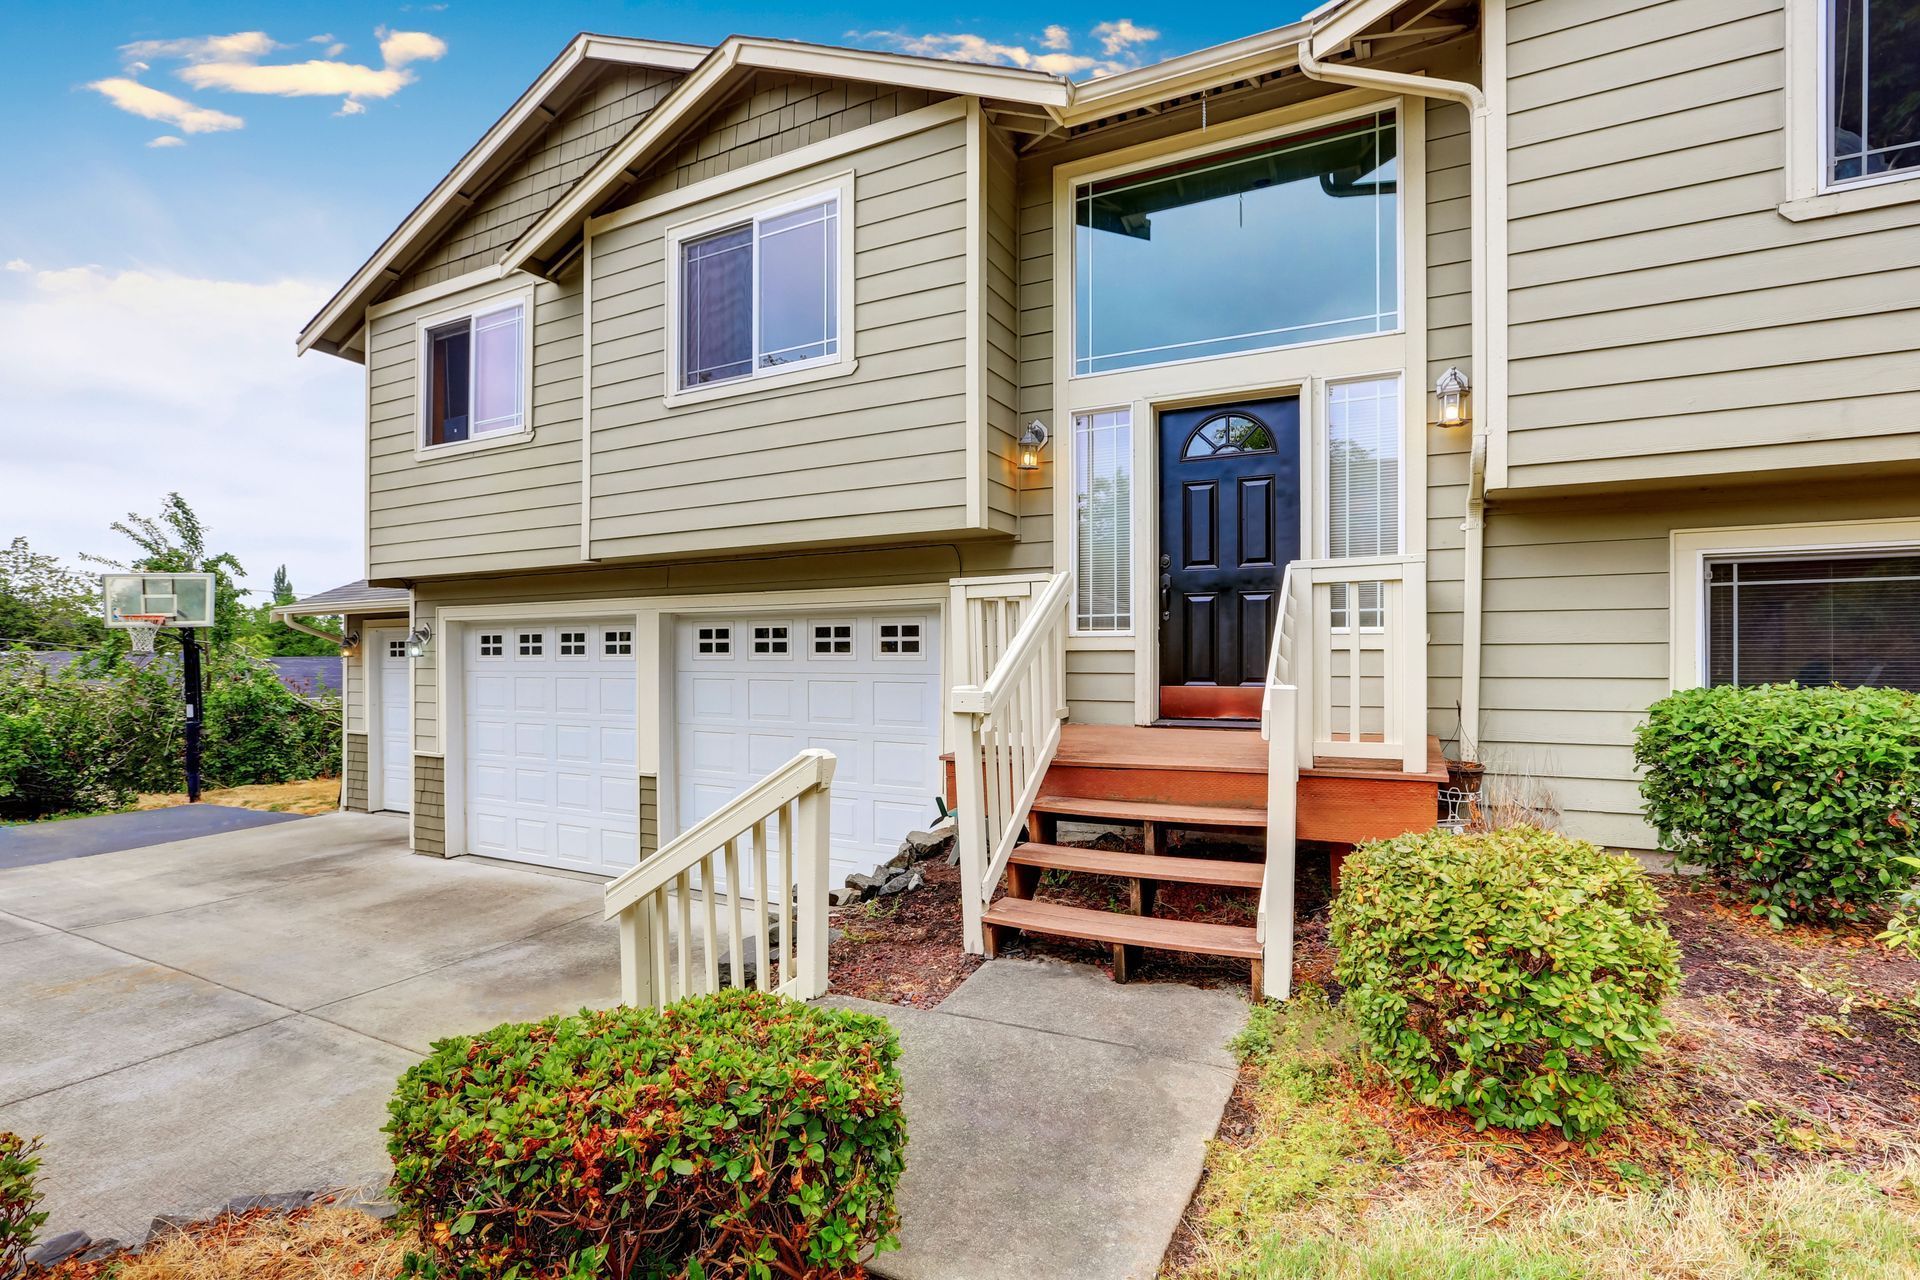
xmin=1325 ymin=377 xmax=1402 ymax=628
xmin=1073 ymin=408 xmax=1133 ymax=632
xmin=1073 ymin=109 xmax=1400 ymax=375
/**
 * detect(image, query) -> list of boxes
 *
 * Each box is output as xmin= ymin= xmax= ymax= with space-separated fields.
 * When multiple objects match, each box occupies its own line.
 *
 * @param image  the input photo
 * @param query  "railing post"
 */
xmin=952 ymin=697 xmax=987 ymax=954
xmin=1262 ymin=684 xmax=1298 ymax=1002
xmin=1400 ymin=558 xmax=1429 ymax=774
xmin=793 ymin=779 xmax=833 ymax=999
xmin=618 ymin=901 xmax=654 ymax=1009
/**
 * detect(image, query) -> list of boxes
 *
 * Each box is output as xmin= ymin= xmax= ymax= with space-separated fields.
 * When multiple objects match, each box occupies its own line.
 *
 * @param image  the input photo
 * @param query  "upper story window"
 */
xmin=676 ymin=191 xmax=842 ymax=392
xmin=1825 ymin=0 xmax=1920 ymax=187
xmin=1073 ymin=109 xmax=1399 ymax=377
xmin=420 ymin=297 xmax=527 ymax=448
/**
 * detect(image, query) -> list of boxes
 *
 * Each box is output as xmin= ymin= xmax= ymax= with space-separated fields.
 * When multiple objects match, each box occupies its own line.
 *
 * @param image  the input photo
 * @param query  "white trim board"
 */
xmin=1668 ymin=515 xmax=1920 ymax=690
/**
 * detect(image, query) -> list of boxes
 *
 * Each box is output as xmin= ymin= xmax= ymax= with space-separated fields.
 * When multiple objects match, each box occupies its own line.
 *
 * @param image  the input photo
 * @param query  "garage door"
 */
xmin=675 ymin=612 xmax=941 ymax=883
xmin=465 ymin=621 xmax=639 ymax=874
xmin=376 ymin=632 xmax=411 ymax=813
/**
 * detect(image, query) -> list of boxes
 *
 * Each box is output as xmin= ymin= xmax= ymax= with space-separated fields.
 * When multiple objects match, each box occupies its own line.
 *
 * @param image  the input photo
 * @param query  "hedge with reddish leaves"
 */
xmin=385 ymin=989 xmax=905 ymax=1279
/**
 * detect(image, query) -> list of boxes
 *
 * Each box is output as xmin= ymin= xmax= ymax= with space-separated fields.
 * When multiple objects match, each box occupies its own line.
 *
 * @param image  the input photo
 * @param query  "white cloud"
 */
xmin=121 ymin=32 xmax=279 ymax=64
xmin=854 ymin=19 xmax=1161 ymax=79
xmin=0 ymin=264 xmax=364 ymax=599
xmin=87 ymin=78 xmax=244 ymax=134
xmin=4 ymin=260 xmax=29 ymax=273
xmin=377 ymin=29 xmax=446 ymax=67
xmin=180 ymin=58 xmax=414 ymax=99
xmin=334 ymin=98 xmax=366 ymax=117
xmin=325 ymin=42 xmax=346 ymax=57
xmin=1092 ymin=18 xmax=1159 ymax=56
xmin=146 ymin=134 xmax=186 ymax=148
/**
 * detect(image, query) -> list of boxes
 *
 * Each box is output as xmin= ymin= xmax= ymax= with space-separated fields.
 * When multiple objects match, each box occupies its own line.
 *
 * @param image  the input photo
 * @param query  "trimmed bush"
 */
xmin=1636 ymin=684 xmax=1920 ymax=925
xmin=386 ymin=989 xmax=905 ymax=1280
xmin=1 ymin=1132 xmax=47 ymax=1275
xmin=1331 ymin=827 xmax=1679 ymax=1139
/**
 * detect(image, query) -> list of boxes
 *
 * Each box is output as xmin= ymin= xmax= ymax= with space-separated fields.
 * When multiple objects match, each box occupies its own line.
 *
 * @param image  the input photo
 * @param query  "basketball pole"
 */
xmin=180 ymin=628 xmax=203 ymax=803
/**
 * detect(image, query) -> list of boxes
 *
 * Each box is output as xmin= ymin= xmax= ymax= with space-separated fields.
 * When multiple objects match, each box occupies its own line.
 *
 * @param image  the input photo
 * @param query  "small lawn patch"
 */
xmin=133 ymin=777 xmax=339 ymax=816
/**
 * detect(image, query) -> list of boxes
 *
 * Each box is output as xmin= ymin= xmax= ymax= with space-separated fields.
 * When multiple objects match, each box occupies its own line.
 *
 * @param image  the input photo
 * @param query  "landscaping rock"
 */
xmin=829 ymin=885 xmax=859 ymax=906
xmin=845 ymin=872 xmax=878 ymax=897
xmin=146 ymin=1214 xmax=200 ymax=1242
xmin=76 ymin=1238 xmax=124 ymax=1263
xmin=902 ymin=829 xmax=950 ymax=860
xmin=27 ymin=1232 xmax=90 ymax=1269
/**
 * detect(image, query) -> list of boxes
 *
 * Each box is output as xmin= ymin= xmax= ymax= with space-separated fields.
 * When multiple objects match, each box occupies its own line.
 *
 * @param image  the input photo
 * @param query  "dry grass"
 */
xmin=134 ymin=777 xmax=339 ymax=816
xmin=34 ymin=1207 xmax=415 ymax=1280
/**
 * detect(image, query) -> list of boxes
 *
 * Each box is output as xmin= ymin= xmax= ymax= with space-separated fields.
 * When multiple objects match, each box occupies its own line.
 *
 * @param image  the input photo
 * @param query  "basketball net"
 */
xmin=123 ymin=614 xmax=169 ymax=657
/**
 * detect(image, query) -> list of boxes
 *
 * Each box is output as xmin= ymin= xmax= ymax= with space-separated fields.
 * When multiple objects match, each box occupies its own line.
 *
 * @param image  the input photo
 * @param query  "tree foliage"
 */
xmin=82 ymin=492 xmax=249 ymax=647
xmin=0 ymin=537 xmax=105 ymax=650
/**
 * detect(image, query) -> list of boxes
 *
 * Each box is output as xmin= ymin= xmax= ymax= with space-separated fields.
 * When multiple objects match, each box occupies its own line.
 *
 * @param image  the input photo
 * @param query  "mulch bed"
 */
xmin=827 ymin=857 xmax=984 ymax=1006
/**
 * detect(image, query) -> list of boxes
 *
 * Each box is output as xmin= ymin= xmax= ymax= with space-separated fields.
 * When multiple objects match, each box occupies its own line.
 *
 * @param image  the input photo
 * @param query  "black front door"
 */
xmin=1158 ymin=398 xmax=1300 ymax=719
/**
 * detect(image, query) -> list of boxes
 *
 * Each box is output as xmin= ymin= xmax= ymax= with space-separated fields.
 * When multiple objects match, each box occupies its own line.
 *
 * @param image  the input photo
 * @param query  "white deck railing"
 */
xmin=1258 ymin=564 xmax=1303 ymax=1002
xmin=602 ymin=749 xmax=836 ymax=1007
xmin=949 ymin=571 xmax=1071 ymax=954
xmin=1276 ymin=555 xmax=1429 ymax=775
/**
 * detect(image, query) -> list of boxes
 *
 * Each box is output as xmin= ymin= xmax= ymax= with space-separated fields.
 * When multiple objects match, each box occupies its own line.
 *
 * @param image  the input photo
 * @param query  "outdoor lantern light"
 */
xmin=405 ymin=623 xmax=432 ymax=658
xmin=1434 ymin=367 xmax=1471 ymax=427
xmin=1018 ymin=419 xmax=1050 ymax=470
xmin=339 ymin=630 xmax=360 ymax=656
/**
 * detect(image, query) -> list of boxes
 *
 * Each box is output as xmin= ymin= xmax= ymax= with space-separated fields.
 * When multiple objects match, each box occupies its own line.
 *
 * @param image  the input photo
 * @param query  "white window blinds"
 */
xmin=1326 ymin=377 xmax=1402 ymax=627
xmin=1074 ymin=408 xmax=1133 ymax=631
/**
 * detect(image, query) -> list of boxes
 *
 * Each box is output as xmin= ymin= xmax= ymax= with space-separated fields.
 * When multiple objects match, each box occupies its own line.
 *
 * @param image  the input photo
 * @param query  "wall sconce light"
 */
xmin=339 ymin=630 xmax=360 ymax=656
xmin=405 ymin=623 xmax=432 ymax=659
xmin=1017 ymin=419 xmax=1050 ymax=470
xmin=1434 ymin=367 xmax=1471 ymax=427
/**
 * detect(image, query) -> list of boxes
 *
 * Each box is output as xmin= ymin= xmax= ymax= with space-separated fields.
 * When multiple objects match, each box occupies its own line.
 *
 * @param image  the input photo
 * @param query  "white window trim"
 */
xmin=1063 ymin=97 xmax=1407 ymax=381
xmin=412 ymin=283 xmax=537 ymax=460
xmin=1669 ymin=516 xmax=1920 ymax=689
xmin=1781 ymin=0 xmax=1920 ymax=221
xmin=662 ymin=173 xmax=857 ymax=409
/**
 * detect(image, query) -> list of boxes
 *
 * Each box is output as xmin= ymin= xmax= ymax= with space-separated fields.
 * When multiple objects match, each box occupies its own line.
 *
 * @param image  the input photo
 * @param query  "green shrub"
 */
xmin=1330 ymin=826 xmax=1679 ymax=1139
xmin=1880 ymin=856 xmax=1920 ymax=959
xmin=1635 ymin=684 xmax=1920 ymax=925
xmin=386 ymin=989 xmax=906 ymax=1280
xmin=201 ymin=661 xmax=339 ymax=788
xmin=0 ymin=1132 xmax=48 ymax=1275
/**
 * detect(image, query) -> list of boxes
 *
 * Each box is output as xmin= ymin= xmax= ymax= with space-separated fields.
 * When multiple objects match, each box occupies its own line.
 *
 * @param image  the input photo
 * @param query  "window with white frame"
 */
xmin=1325 ymin=377 xmax=1402 ymax=628
xmin=1073 ymin=109 xmax=1400 ymax=376
xmin=1706 ymin=550 xmax=1920 ymax=690
xmin=421 ymin=299 xmax=526 ymax=447
xmin=1073 ymin=408 xmax=1133 ymax=632
xmin=1824 ymin=0 xmax=1920 ymax=188
xmin=677 ymin=193 xmax=841 ymax=391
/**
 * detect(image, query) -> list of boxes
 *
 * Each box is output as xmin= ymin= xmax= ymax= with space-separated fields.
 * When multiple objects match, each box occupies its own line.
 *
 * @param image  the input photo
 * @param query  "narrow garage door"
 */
xmin=378 ymin=633 xmax=412 ymax=814
xmin=675 ymin=612 xmax=941 ymax=885
xmin=465 ymin=622 xmax=639 ymax=874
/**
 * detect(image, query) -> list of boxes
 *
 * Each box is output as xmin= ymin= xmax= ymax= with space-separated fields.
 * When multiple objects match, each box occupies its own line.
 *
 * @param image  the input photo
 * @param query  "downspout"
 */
xmin=1297 ymin=23 xmax=1491 ymax=764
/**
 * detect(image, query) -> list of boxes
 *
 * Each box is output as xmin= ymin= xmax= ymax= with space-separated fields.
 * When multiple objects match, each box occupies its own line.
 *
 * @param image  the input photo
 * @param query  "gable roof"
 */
xmin=273 ymin=580 xmax=410 ymax=617
xmin=298 ymin=34 xmax=706 ymax=358
xmin=299 ymin=0 xmax=1432 ymax=356
xmin=500 ymin=36 xmax=1071 ymax=276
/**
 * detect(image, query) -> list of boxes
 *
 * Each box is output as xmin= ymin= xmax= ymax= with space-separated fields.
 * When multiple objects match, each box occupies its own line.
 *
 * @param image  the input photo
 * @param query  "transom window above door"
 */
xmin=1707 ymin=551 xmax=1920 ymax=690
xmin=1825 ymin=0 xmax=1920 ymax=187
xmin=419 ymin=296 xmax=528 ymax=448
xmin=673 ymin=186 xmax=847 ymax=394
xmin=1072 ymin=109 xmax=1400 ymax=376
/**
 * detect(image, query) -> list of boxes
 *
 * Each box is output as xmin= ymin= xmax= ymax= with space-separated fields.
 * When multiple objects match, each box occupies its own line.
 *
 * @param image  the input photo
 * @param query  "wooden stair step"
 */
xmin=982 ymin=897 xmax=1262 ymax=959
xmin=1029 ymin=794 xmax=1267 ymax=828
xmin=1010 ymin=842 xmax=1263 ymax=889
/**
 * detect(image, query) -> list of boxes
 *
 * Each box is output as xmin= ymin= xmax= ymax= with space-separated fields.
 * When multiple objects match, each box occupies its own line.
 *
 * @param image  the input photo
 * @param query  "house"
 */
xmin=284 ymin=0 xmax=1920 ymax=995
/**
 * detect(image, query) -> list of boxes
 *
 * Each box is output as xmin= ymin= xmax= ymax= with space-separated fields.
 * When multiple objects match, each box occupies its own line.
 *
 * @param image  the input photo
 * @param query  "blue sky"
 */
xmin=0 ymin=1 xmax=1310 ymax=605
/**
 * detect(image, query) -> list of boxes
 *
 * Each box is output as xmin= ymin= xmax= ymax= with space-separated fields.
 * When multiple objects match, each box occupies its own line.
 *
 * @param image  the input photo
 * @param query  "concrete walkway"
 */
xmin=0 ymin=812 xmax=621 ymax=1241
xmin=0 ymin=805 xmax=306 ymax=870
xmin=828 ymin=958 xmax=1246 ymax=1280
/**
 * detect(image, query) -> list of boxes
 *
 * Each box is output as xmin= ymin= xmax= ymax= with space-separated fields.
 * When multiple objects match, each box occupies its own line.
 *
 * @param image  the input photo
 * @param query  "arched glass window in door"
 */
xmin=1182 ymin=411 xmax=1276 ymax=460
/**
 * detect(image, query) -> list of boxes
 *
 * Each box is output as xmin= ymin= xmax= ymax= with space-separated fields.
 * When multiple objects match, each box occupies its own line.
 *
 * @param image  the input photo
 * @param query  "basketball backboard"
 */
xmin=102 ymin=572 xmax=216 ymax=628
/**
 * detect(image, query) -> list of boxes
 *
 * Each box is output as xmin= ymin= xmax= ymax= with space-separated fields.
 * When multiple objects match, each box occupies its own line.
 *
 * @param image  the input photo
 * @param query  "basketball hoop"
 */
xmin=122 ymin=614 xmax=170 ymax=656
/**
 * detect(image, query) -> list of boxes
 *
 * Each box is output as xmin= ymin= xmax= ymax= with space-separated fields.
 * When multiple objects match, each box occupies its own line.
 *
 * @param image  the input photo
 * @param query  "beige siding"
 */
xmin=413 ymin=756 xmax=446 ymax=856
xmin=399 ymin=66 xmax=683 ymax=294
xmin=367 ymin=275 xmax=584 ymax=581
xmin=1478 ymin=479 xmax=1920 ymax=849
xmin=1502 ymin=0 xmax=1920 ymax=488
xmin=640 ymin=774 xmax=659 ymax=857
xmin=631 ymin=74 xmax=945 ymax=204
xmin=586 ymin=112 xmax=985 ymax=560
xmin=982 ymin=121 xmax=1022 ymax=532
xmin=1425 ymin=96 xmax=1474 ymax=748
xmin=343 ymin=733 xmax=369 ymax=812
xmin=342 ymin=625 xmax=369 ymax=736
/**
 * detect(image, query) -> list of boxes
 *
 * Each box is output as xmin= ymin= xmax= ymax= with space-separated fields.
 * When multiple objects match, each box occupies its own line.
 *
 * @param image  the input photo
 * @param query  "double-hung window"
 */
xmin=1824 ymin=0 xmax=1920 ymax=188
xmin=675 ymin=188 xmax=844 ymax=393
xmin=421 ymin=297 xmax=527 ymax=448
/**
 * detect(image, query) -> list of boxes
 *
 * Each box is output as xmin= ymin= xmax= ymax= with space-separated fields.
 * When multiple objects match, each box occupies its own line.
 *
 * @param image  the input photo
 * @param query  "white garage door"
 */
xmin=675 ymin=612 xmax=941 ymax=884
xmin=377 ymin=633 xmax=412 ymax=813
xmin=465 ymin=621 xmax=639 ymax=874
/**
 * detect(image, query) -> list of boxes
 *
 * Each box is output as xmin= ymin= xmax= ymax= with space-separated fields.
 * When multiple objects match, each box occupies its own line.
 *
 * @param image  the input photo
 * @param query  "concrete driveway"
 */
xmin=0 ymin=812 xmax=621 ymax=1241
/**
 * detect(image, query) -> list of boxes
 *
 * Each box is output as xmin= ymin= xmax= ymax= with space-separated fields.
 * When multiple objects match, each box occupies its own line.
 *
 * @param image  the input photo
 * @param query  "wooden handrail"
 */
xmin=950 ymin=572 xmax=1073 ymax=715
